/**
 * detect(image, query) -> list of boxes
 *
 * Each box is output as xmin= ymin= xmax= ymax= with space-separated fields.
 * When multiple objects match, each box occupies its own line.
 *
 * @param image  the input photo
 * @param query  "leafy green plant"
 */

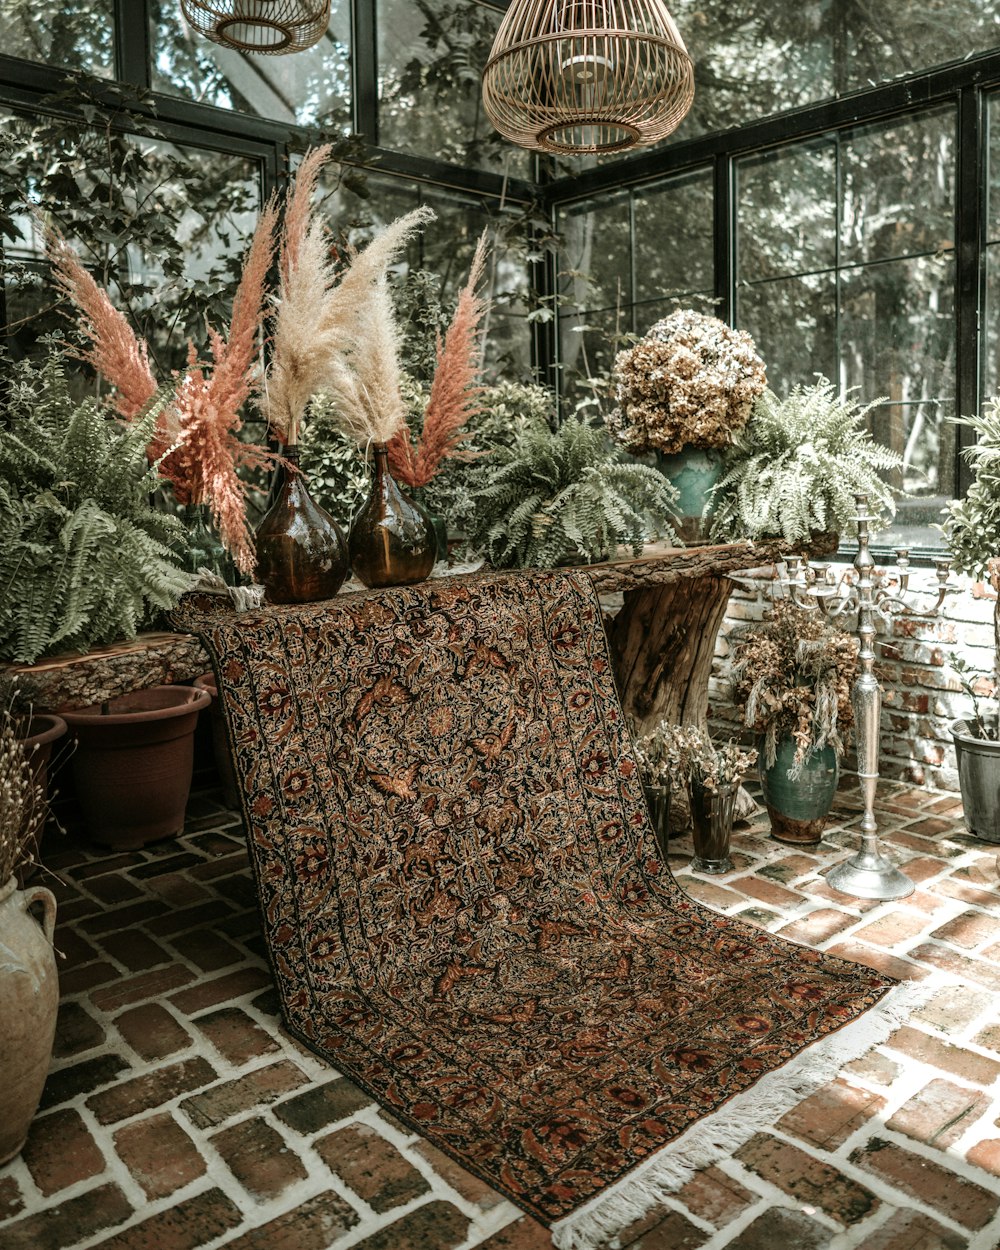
xmin=709 ymin=380 xmax=902 ymax=544
xmin=942 ymin=399 xmax=1000 ymax=582
xmin=455 ymin=415 xmax=682 ymax=568
xmin=0 ymin=352 xmax=194 ymax=663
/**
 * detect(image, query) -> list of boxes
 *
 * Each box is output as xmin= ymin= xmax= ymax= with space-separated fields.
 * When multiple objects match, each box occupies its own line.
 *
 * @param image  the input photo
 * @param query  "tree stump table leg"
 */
xmin=607 ymin=574 xmax=756 ymax=825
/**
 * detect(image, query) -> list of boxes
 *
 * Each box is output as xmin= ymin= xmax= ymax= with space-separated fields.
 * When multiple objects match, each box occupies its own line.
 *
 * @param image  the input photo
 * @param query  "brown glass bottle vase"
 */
xmin=348 ymin=443 xmax=437 ymax=588
xmin=255 ymin=446 xmax=349 ymax=604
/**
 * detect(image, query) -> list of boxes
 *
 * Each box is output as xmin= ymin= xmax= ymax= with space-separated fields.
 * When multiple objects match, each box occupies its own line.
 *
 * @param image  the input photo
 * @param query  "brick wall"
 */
xmin=708 ymin=562 xmax=998 ymax=793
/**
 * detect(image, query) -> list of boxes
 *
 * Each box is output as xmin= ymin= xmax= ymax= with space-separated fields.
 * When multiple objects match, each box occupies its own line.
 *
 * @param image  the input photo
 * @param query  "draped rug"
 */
xmin=178 ymin=570 xmax=915 ymax=1246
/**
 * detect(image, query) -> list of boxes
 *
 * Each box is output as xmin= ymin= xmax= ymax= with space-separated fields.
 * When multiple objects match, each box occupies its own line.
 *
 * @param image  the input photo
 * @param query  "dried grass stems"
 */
xmin=45 ymin=202 xmax=281 ymax=576
xmin=388 ymin=230 xmax=490 ymax=489
xmin=0 ymin=708 xmax=45 ymax=886
xmin=264 ymin=145 xmax=436 ymax=450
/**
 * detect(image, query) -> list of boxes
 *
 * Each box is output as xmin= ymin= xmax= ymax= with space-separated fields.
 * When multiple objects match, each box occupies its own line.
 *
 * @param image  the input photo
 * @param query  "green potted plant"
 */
xmin=634 ymin=723 xmax=756 ymax=874
xmin=0 ymin=350 xmax=210 ymax=849
xmin=709 ymin=379 xmax=901 ymax=551
xmin=730 ymin=600 xmax=859 ymax=844
xmin=0 ymin=699 xmax=59 ymax=1165
xmin=607 ymin=309 xmax=767 ymax=540
xmin=942 ymin=397 xmax=1000 ymax=842
xmin=455 ymin=413 xmax=682 ymax=568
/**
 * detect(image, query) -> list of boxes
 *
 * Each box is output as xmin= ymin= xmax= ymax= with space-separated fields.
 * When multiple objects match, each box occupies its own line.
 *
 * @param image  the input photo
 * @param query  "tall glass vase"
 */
xmin=689 ymin=778 xmax=737 ymax=874
xmin=255 ymin=446 xmax=349 ymax=604
xmin=348 ymin=443 xmax=437 ymax=588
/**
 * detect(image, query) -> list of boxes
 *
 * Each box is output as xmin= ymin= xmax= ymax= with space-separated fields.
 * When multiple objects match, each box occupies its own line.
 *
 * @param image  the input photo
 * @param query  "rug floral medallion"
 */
xmin=180 ymin=571 xmax=895 ymax=1226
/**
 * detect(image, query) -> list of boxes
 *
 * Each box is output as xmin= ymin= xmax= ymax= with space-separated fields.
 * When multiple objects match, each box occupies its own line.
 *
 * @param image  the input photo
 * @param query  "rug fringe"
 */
xmin=551 ymin=978 xmax=934 ymax=1250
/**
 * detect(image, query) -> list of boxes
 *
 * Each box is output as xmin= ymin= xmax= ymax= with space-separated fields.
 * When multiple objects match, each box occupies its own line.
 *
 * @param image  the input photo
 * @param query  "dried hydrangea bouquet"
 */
xmin=608 ymin=309 xmax=767 ymax=539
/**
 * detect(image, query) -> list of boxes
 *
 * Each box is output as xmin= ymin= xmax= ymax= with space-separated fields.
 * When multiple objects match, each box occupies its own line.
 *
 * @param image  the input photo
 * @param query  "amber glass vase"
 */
xmin=348 ymin=443 xmax=437 ymax=588
xmin=255 ymin=447 xmax=349 ymax=604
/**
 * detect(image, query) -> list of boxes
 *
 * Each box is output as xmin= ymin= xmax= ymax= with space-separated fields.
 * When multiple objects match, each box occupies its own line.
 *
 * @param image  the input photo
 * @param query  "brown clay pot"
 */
xmin=255 ymin=446 xmax=349 ymax=604
xmin=62 ymin=685 xmax=210 ymax=850
xmin=15 ymin=713 xmax=68 ymax=884
xmin=348 ymin=443 xmax=437 ymax=588
xmin=193 ymin=673 xmax=240 ymax=811
xmin=0 ymin=876 xmax=58 ymax=1164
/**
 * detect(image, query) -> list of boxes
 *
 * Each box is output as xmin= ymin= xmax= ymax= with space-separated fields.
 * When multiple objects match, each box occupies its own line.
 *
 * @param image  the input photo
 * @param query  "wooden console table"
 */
xmin=2 ymin=540 xmax=784 ymax=719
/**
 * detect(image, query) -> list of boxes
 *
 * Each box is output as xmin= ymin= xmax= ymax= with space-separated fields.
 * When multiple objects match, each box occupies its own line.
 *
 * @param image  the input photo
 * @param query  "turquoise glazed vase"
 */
xmin=760 ymin=736 xmax=839 ymax=846
xmin=655 ymin=447 xmax=724 ymax=543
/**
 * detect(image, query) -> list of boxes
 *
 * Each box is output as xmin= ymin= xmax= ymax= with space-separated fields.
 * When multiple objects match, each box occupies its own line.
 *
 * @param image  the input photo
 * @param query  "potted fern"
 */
xmin=942 ymin=398 xmax=1000 ymax=842
xmin=731 ymin=601 xmax=859 ymax=844
xmin=709 ymin=379 xmax=901 ymax=551
xmin=455 ymin=413 xmax=681 ymax=568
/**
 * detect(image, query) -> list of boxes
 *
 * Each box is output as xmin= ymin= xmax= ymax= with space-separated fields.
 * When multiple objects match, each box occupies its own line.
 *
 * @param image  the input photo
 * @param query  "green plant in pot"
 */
xmin=709 ymin=379 xmax=901 ymax=552
xmin=0 ymin=700 xmax=59 ymax=1165
xmin=731 ymin=600 xmax=859 ymax=845
xmin=455 ymin=414 xmax=682 ymax=568
xmin=942 ymin=396 xmax=1000 ymax=842
xmin=607 ymin=309 xmax=767 ymax=542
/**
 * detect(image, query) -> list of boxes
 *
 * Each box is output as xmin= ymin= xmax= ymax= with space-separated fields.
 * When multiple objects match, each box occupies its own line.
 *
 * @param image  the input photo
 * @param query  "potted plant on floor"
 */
xmin=709 ymin=379 xmax=902 ymax=552
xmin=0 ymin=699 xmax=59 ymax=1165
xmin=942 ymin=397 xmax=1000 ymax=842
xmin=730 ymin=599 xmax=859 ymax=845
xmin=607 ymin=309 xmax=767 ymax=540
xmin=635 ymin=722 xmax=756 ymax=874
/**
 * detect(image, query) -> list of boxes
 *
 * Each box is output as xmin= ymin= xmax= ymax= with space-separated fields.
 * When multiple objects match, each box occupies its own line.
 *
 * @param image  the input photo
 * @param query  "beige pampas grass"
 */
xmin=264 ymin=146 xmax=436 ymax=448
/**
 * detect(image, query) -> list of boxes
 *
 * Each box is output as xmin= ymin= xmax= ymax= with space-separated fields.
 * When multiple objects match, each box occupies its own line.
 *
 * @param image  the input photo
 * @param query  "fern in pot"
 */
xmin=731 ymin=600 xmax=859 ymax=845
xmin=942 ymin=397 xmax=1000 ymax=842
xmin=454 ymin=413 xmax=682 ymax=569
xmin=709 ymin=379 xmax=901 ymax=553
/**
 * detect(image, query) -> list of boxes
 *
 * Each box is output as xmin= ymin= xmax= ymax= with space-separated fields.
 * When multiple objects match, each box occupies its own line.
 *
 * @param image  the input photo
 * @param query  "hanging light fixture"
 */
xmin=180 ymin=0 xmax=331 ymax=55
xmin=482 ymin=0 xmax=694 ymax=155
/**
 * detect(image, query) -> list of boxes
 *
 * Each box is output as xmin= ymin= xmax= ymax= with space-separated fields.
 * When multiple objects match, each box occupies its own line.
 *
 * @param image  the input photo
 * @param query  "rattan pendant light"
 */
xmin=482 ymin=0 xmax=694 ymax=154
xmin=180 ymin=0 xmax=331 ymax=54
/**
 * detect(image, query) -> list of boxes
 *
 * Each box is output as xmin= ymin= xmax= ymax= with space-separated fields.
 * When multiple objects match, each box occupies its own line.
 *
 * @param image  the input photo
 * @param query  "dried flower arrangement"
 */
xmin=730 ymin=599 xmax=859 ymax=773
xmin=387 ymin=230 xmax=489 ymax=489
xmin=607 ymin=310 xmax=767 ymax=456
xmin=0 ymin=704 xmax=45 ymax=885
xmin=45 ymin=201 xmax=280 ymax=577
xmin=263 ymin=145 xmax=434 ymax=451
xmin=634 ymin=722 xmax=757 ymax=793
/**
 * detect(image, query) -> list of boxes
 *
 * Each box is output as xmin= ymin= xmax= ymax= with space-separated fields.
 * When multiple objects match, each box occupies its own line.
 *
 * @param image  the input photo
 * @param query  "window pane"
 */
xmin=633 ymin=293 xmax=717 ymax=336
xmin=0 ymin=1 xmax=113 ymax=76
xmin=984 ymin=244 xmax=1000 ymax=398
xmin=558 ymin=307 xmax=628 ymax=413
xmin=377 ymin=0 xmax=530 ymax=176
xmin=841 ymin=110 xmax=956 ymax=266
xmin=736 ymin=273 xmax=837 ymax=393
xmin=865 ymin=402 xmax=956 ymax=502
xmin=151 ymin=0 xmax=352 ymax=130
xmin=557 ymin=194 xmax=631 ymax=315
xmin=737 ymin=141 xmax=836 ymax=281
xmin=633 ymin=167 xmax=713 ymax=303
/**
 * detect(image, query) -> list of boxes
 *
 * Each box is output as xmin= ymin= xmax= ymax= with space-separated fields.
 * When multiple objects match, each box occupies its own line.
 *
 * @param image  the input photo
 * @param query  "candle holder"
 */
xmin=778 ymin=495 xmax=956 ymax=900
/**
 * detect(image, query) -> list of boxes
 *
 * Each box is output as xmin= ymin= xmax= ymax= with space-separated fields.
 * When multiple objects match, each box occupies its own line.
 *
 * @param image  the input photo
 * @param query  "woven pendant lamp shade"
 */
xmin=180 ymin=0 xmax=330 ymax=54
xmin=482 ymin=0 xmax=694 ymax=154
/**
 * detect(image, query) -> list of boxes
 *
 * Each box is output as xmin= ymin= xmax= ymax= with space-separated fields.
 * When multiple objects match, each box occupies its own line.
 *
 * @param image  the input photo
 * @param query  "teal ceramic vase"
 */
xmin=655 ymin=447 xmax=724 ymax=543
xmin=759 ymin=736 xmax=839 ymax=845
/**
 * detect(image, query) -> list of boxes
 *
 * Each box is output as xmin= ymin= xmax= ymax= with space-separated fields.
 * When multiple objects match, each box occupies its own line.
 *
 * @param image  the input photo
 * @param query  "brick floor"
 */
xmin=3 ymin=776 xmax=1000 ymax=1250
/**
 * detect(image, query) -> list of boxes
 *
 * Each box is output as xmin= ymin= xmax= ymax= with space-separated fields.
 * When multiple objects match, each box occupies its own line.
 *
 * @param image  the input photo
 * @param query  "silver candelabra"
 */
xmin=779 ymin=494 xmax=954 ymax=901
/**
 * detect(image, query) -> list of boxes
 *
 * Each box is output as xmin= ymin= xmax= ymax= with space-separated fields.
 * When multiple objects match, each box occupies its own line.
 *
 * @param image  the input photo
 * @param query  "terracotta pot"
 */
xmin=15 ymin=713 xmax=68 ymax=884
xmin=349 ymin=443 xmax=437 ymax=588
xmin=255 ymin=446 xmax=349 ymax=604
xmin=0 ymin=876 xmax=58 ymax=1164
xmin=193 ymin=673 xmax=240 ymax=811
xmin=62 ymin=685 xmax=210 ymax=850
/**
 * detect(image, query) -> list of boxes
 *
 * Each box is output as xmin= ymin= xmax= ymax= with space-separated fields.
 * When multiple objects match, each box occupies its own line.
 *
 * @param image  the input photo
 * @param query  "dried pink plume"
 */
xmin=46 ymin=229 xmax=158 ymax=422
xmin=389 ymin=231 xmax=489 ymax=489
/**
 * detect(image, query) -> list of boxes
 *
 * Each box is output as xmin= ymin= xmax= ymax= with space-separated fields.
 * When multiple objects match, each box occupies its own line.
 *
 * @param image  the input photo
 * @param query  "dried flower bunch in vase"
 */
xmin=731 ymin=599 xmax=859 ymax=845
xmin=634 ymin=722 xmax=756 ymax=874
xmin=608 ymin=310 xmax=767 ymax=457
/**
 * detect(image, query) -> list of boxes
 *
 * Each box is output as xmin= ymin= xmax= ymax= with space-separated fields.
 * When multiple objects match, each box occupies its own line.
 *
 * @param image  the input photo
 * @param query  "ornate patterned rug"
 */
xmin=178 ymin=570 xmax=913 ymax=1246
